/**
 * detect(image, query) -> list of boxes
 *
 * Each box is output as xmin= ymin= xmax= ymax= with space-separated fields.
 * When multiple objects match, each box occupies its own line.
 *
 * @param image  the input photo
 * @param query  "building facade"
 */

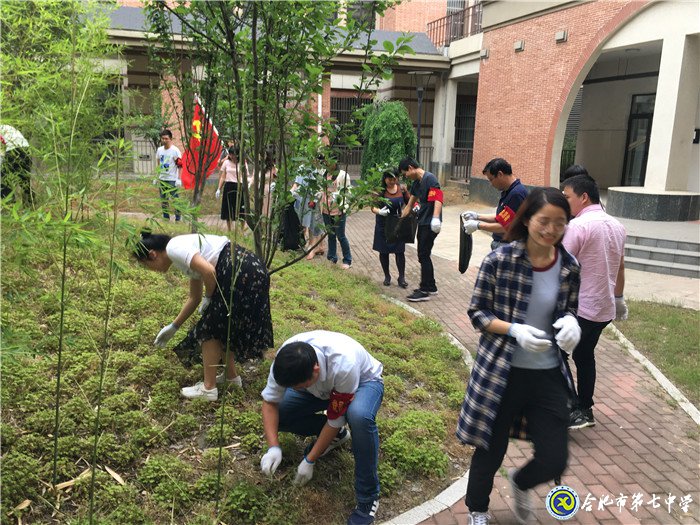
xmin=108 ymin=0 xmax=699 ymax=221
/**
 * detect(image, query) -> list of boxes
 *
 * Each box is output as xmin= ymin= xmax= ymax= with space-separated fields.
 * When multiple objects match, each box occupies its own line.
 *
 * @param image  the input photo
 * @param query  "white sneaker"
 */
xmin=216 ymin=373 xmax=242 ymax=387
xmin=468 ymin=511 xmax=492 ymax=525
xmin=181 ymin=382 xmax=218 ymax=401
xmin=508 ymin=467 xmax=533 ymax=524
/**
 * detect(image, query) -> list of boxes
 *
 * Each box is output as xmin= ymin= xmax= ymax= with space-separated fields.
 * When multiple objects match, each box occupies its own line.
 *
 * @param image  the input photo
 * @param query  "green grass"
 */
xmin=0 ymin=217 xmax=472 ymax=524
xmin=613 ymin=300 xmax=700 ymax=406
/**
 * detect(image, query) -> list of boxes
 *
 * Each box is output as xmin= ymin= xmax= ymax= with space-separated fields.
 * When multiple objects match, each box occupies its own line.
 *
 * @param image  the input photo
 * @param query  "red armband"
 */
xmin=427 ymin=188 xmax=443 ymax=203
xmin=175 ymin=157 xmax=183 ymax=168
xmin=495 ymin=205 xmax=516 ymax=229
xmin=327 ymin=390 xmax=355 ymax=420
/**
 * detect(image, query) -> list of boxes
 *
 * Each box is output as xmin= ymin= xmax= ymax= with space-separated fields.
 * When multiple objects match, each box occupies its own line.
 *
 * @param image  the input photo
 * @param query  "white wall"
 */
xmin=575 ymin=74 xmax=659 ymax=188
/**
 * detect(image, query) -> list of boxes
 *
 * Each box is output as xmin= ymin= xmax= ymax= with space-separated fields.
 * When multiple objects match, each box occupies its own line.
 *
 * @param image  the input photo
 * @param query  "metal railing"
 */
xmin=335 ymin=146 xmax=364 ymax=168
xmin=427 ymin=3 xmax=483 ymax=48
xmin=418 ymin=145 xmax=434 ymax=167
xmin=450 ymin=147 xmax=473 ymax=181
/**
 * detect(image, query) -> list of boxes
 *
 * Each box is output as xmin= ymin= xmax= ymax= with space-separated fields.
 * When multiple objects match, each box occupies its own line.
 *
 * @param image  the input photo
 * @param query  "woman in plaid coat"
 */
xmin=457 ymin=187 xmax=582 ymax=525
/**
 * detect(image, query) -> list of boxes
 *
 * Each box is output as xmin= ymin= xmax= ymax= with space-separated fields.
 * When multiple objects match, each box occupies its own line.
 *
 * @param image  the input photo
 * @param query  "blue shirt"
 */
xmin=493 ymin=179 xmax=528 ymax=242
xmin=410 ymin=171 xmax=442 ymax=226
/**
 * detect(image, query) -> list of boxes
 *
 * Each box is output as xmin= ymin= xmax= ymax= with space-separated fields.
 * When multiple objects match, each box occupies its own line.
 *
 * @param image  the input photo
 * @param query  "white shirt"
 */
xmin=156 ymin=145 xmax=182 ymax=182
xmin=166 ymin=234 xmax=229 ymax=279
xmin=261 ymin=330 xmax=383 ymax=428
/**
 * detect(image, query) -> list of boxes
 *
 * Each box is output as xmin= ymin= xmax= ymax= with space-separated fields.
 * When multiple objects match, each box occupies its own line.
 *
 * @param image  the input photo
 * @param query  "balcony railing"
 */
xmin=427 ymin=3 xmax=483 ymax=48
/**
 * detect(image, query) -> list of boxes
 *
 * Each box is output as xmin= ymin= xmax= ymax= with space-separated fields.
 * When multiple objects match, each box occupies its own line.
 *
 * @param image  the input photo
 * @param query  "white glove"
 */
xmin=377 ymin=206 xmax=390 ymax=217
xmin=615 ymin=295 xmax=628 ymax=321
xmin=154 ymin=323 xmax=178 ymax=348
xmin=152 ymin=178 xmax=158 ymax=186
xmin=463 ymin=220 xmax=480 ymax=235
xmin=175 ymin=179 xmax=182 ymax=187
xmin=269 ymin=181 xmax=276 ymax=193
xmin=552 ymin=315 xmax=581 ymax=354
xmin=260 ymin=446 xmax=282 ymax=476
xmin=215 ymin=189 xmax=221 ymax=199
xmin=293 ymin=456 xmax=315 ymax=486
xmin=198 ymin=295 xmax=211 ymax=314
xmin=461 ymin=210 xmax=478 ymax=221
xmin=430 ymin=217 xmax=442 ymax=234
xmin=508 ymin=323 xmax=552 ymax=352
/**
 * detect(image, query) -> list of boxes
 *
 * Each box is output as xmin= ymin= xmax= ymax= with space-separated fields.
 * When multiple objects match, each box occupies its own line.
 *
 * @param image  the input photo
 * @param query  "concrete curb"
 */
xmin=607 ymin=323 xmax=700 ymax=425
xmin=379 ymin=295 xmax=473 ymax=525
xmin=380 ymin=471 xmax=470 ymax=525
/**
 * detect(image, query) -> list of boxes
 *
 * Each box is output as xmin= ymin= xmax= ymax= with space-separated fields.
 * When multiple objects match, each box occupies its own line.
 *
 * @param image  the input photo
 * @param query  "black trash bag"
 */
xmin=385 ymin=213 xmax=417 ymax=244
xmin=280 ymin=203 xmax=303 ymax=251
xmin=458 ymin=216 xmax=474 ymax=274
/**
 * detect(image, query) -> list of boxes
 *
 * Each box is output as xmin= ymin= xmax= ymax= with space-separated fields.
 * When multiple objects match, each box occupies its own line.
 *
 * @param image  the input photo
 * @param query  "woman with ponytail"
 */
xmin=133 ymin=231 xmax=273 ymax=401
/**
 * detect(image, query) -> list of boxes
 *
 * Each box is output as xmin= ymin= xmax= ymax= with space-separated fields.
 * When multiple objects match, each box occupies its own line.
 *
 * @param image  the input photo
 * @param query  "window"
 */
xmin=330 ymin=96 xmax=371 ymax=129
xmin=454 ymin=95 xmax=476 ymax=149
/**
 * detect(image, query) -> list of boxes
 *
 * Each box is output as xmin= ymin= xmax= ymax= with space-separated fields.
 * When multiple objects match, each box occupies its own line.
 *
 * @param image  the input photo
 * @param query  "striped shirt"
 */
xmin=456 ymin=241 xmax=580 ymax=450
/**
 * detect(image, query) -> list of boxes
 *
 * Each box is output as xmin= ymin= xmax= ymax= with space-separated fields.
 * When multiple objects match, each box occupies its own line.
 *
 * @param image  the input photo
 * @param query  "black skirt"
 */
xmin=173 ymin=243 xmax=274 ymax=367
xmin=221 ymin=181 xmax=246 ymax=221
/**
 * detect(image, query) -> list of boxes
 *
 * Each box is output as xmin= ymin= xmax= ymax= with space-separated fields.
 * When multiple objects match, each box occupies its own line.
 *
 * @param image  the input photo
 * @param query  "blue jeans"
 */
xmin=278 ymin=380 xmax=384 ymax=504
xmin=158 ymin=179 xmax=181 ymax=221
xmin=322 ymin=213 xmax=352 ymax=265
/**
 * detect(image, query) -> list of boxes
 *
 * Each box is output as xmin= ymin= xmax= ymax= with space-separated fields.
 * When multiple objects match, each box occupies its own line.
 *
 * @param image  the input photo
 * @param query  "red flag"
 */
xmin=181 ymin=95 xmax=223 ymax=190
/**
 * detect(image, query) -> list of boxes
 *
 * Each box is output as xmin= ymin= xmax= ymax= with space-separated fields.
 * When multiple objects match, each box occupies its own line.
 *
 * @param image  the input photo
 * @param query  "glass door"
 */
xmin=621 ymin=94 xmax=655 ymax=186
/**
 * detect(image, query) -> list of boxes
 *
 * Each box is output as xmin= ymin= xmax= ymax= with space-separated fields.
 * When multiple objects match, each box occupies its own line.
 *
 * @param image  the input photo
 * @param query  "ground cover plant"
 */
xmin=1 ymin=219 xmax=472 ymax=524
xmin=611 ymin=300 xmax=700 ymax=406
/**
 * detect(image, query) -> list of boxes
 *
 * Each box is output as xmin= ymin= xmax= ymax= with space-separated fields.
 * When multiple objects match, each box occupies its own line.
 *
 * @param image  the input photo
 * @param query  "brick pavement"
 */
xmin=337 ymin=210 xmax=699 ymax=525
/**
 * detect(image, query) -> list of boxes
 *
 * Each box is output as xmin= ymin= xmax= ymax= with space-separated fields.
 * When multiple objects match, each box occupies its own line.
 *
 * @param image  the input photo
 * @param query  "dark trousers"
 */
xmin=158 ymin=179 xmax=180 ymax=221
xmin=416 ymin=225 xmax=438 ymax=291
xmin=465 ymin=367 xmax=569 ymax=512
xmin=568 ymin=317 xmax=610 ymax=410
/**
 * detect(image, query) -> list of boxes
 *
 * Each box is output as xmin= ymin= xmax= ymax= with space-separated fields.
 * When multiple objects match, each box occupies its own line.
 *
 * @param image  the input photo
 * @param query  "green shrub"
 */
xmin=381 ymin=410 xmax=449 ymax=477
xmin=201 ymin=448 xmax=235 ymax=471
xmin=148 ymin=379 xmax=180 ymax=414
xmin=170 ymin=413 xmax=199 ymax=438
xmin=378 ymin=461 xmax=403 ymax=496
xmin=223 ymin=481 xmax=269 ymax=524
xmin=131 ymin=425 xmax=167 ymax=449
xmin=138 ymin=454 xmax=192 ymax=489
xmin=105 ymin=503 xmax=150 ymax=525
xmin=1 ymin=451 xmax=41 ymax=511
xmin=383 ymin=375 xmax=405 ymax=402
xmin=206 ymin=423 xmax=236 ymax=446
xmin=408 ymin=386 xmax=431 ymax=402
xmin=360 ymin=101 xmax=416 ymax=179
xmin=232 ymin=410 xmax=262 ymax=435
xmin=240 ymin=432 xmax=261 ymax=454
xmin=193 ymin=473 xmax=222 ymax=500
xmin=0 ymin=423 xmax=18 ymax=452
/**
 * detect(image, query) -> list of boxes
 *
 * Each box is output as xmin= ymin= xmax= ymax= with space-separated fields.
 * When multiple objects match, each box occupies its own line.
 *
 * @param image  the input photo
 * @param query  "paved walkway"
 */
xmin=336 ymin=210 xmax=699 ymax=525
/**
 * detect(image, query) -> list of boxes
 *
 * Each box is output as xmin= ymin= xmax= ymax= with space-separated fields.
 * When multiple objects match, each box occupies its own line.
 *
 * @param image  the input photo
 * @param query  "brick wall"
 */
xmin=378 ymin=0 xmax=447 ymax=33
xmin=472 ymin=1 xmax=649 ymax=186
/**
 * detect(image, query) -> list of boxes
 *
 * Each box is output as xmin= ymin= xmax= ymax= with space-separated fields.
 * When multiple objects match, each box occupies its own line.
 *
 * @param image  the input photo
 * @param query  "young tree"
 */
xmin=144 ymin=0 xmax=414 ymax=269
xmin=1 ymin=4 xmax=127 ymax=519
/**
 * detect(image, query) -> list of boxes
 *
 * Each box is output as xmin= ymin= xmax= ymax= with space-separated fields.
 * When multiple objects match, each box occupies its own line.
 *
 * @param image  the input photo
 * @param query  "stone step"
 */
xmin=625 ymin=256 xmax=700 ymax=279
xmin=626 ymin=234 xmax=700 ymax=253
xmin=625 ymin=244 xmax=700 ymax=266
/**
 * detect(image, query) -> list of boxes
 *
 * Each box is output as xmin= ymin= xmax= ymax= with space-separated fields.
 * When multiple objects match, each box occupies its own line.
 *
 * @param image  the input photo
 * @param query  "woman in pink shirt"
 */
xmin=216 ymin=147 xmax=246 ymax=232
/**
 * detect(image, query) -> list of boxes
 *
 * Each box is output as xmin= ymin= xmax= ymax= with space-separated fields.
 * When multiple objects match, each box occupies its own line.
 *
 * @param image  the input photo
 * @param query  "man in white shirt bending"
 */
xmin=155 ymin=129 xmax=182 ymax=221
xmin=260 ymin=330 xmax=384 ymax=525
